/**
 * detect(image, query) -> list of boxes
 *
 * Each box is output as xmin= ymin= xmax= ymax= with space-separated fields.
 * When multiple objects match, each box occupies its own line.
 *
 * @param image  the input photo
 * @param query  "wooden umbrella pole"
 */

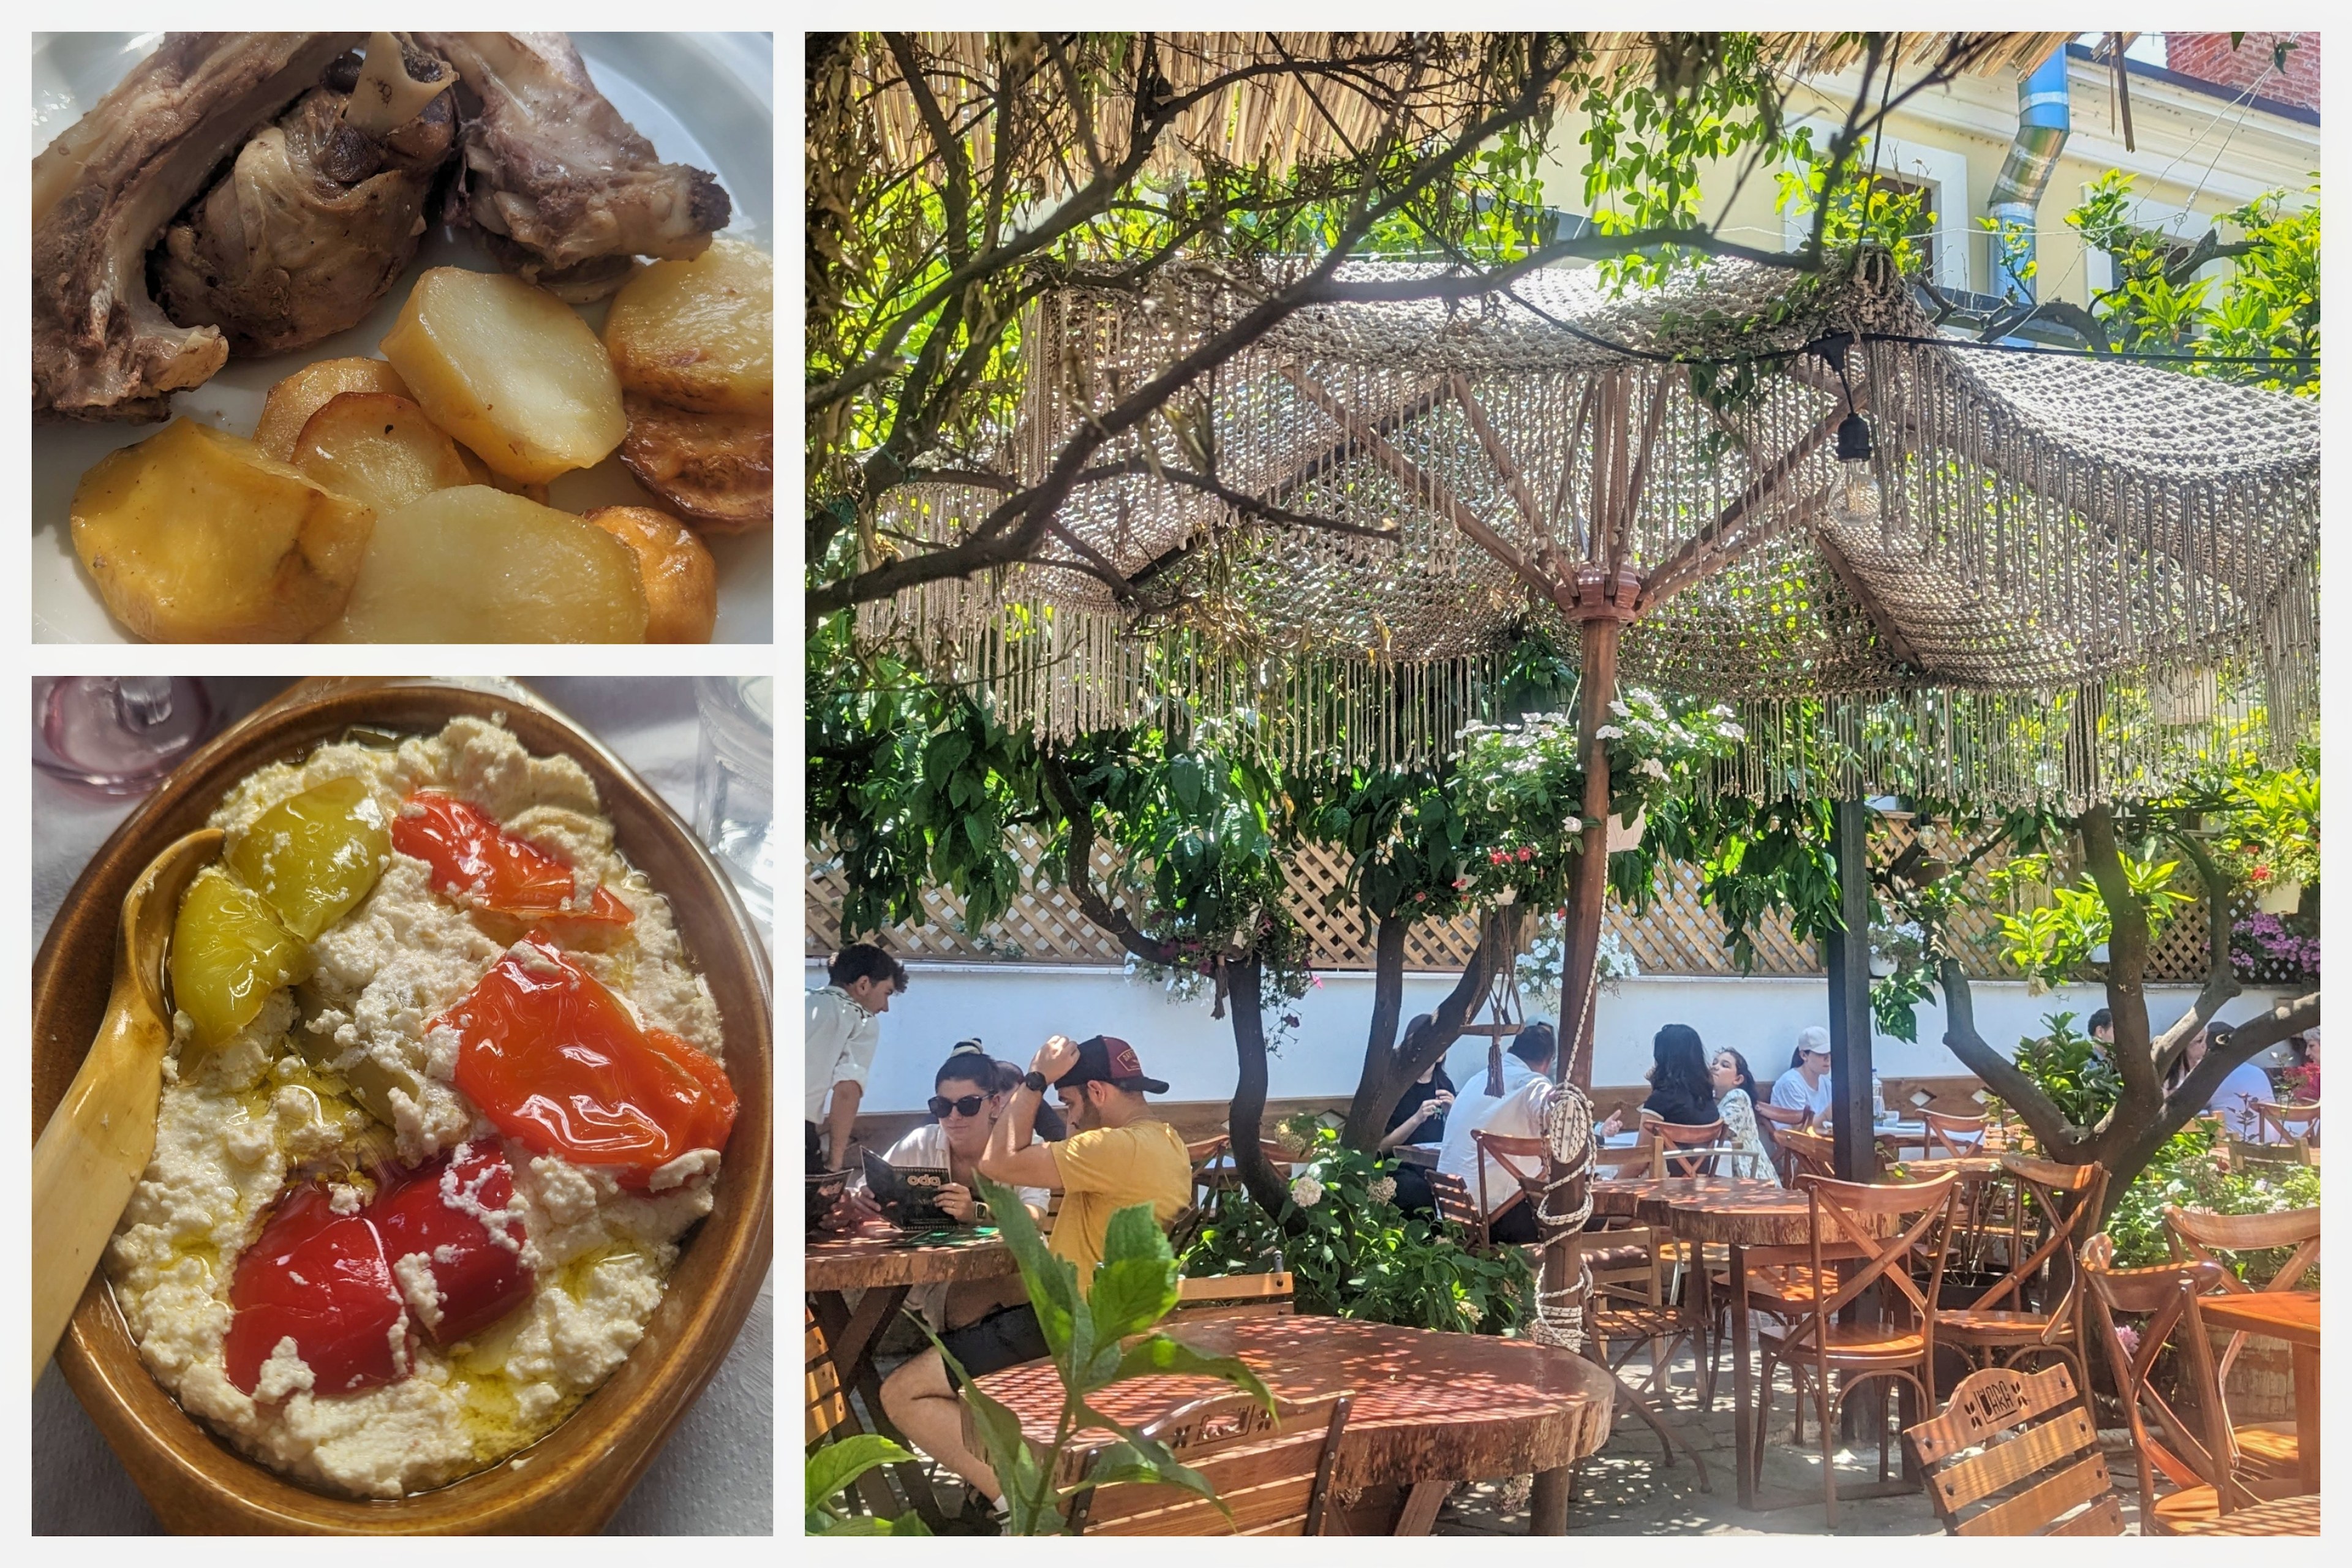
xmin=1554 ymin=567 xmax=1641 ymax=1091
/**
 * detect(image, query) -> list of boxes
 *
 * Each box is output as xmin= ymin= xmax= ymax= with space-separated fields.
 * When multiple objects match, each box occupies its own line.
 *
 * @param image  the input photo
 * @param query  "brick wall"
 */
xmin=2165 ymin=32 xmax=2321 ymax=111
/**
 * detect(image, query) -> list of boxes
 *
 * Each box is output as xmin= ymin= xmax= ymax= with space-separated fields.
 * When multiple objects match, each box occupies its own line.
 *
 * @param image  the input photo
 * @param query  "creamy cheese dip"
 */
xmin=104 ymin=716 xmax=729 ymax=1499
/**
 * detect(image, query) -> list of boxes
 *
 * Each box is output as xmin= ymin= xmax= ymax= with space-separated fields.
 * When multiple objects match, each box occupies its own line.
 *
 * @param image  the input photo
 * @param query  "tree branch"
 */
xmin=1038 ymin=750 xmax=1176 ymax=965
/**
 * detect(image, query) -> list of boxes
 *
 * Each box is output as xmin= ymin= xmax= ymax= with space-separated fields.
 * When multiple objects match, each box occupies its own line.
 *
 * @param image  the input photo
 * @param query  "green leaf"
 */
xmin=1088 ymin=1205 xmax=1180 ymax=1343
xmin=977 ymin=1175 xmax=1082 ymax=1361
xmin=805 ymin=1433 xmax=918 ymax=1512
xmin=1109 ymin=1335 xmax=1276 ymax=1409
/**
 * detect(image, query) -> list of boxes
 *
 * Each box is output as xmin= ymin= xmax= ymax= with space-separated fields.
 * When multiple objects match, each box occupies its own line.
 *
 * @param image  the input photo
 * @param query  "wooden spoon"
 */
xmin=31 ymin=827 xmax=222 ymax=1382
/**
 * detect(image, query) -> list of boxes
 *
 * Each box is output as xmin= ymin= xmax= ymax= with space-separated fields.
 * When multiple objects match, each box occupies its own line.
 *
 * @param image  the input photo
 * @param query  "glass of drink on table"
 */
xmin=695 ymin=675 xmax=774 ymax=937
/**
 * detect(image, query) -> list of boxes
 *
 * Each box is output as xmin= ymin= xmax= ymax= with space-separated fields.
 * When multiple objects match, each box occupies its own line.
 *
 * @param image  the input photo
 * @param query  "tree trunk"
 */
xmin=1936 ymin=806 xmax=2320 ymax=1215
xmin=1558 ymin=616 xmax=1623 ymax=1091
xmin=1222 ymin=956 xmax=1293 ymax=1218
xmin=1339 ymin=906 xmax=1521 ymax=1150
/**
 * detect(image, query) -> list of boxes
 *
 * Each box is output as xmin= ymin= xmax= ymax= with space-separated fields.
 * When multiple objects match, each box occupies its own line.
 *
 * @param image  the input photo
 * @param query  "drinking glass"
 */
xmin=693 ymin=676 xmax=774 ymax=938
xmin=32 ymin=676 xmax=214 ymax=794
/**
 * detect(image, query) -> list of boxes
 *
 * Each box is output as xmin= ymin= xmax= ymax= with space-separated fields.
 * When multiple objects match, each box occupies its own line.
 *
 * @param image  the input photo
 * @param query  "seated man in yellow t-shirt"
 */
xmin=879 ymin=1033 xmax=1193 ymax=1521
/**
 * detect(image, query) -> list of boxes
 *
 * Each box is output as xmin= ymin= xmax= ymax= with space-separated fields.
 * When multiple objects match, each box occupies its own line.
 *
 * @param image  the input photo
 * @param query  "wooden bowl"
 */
xmin=31 ymin=677 xmax=774 ymax=1534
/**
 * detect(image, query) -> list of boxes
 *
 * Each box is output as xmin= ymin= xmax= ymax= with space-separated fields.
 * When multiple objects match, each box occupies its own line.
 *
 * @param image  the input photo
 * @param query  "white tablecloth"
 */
xmin=31 ymin=677 xmax=772 ymax=1535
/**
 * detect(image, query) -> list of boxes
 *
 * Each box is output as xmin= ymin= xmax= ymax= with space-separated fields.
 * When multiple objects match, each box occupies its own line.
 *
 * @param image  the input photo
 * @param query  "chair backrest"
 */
xmin=1921 ymin=1109 xmax=1991 ymax=1158
xmin=1592 ymin=1128 xmax=1657 ymax=1180
xmin=1784 ymin=1172 xmax=1959 ymax=1348
xmin=1067 ymin=1391 xmax=1353 ymax=1536
xmin=1471 ymin=1129 xmax=1548 ymax=1227
xmin=1774 ymin=1125 xmax=1838 ymax=1183
xmin=1967 ymin=1155 xmax=2108 ymax=1321
xmin=2250 ymin=1099 xmax=2318 ymax=1145
xmin=1175 ymin=1271 xmax=1295 ymax=1321
xmin=1164 ymin=1202 xmax=1207 ymax=1261
xmin=1425 ymin=1168 xmax=1483 ymax=1234
xmin=2162 ymin=1205 xmax=2321 ymax=1295
xmin=1646 ymin=1118 xmax=1728 ymax=1177
xmin=2079 ymin=1235 xmax=2248 ymax=1514
xmin=805 ymin=1308 xmax=848 ymax=1445
xmin=1903 ymin=1362 xmax=2124 ymax=1536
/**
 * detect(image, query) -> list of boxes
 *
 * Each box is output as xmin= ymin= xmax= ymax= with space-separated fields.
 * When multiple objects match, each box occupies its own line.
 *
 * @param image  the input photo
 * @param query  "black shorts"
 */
xmin=1488 ymin=1202 xmax=1540 ymax=1245
xmin=938 ymin=1302 xmax=1050 ymax=1390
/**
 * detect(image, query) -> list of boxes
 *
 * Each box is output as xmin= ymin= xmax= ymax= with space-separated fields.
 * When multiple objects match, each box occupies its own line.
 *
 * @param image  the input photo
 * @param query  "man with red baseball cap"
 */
xmin=880 ymin=1031 xmax=1192 ymax=1526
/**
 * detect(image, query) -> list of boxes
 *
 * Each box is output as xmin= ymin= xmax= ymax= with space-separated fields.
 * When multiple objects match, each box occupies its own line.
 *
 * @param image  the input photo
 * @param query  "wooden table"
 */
xmin=971 ymin=1315 xmax=1615 ymax=1534
xmin=2170 ymin=1493 xmax=2321 ymax=1535
xmin=2199 ymin=1290 xmax=2320 ymax=1494
xmin=807 ymin=1230 xmax=1020 ymax=1525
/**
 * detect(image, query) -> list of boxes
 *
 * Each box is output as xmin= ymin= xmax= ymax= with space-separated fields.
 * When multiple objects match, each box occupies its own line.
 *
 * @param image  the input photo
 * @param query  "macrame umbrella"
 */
xmin=864 ymin=249 xmax=2318 ymax=1079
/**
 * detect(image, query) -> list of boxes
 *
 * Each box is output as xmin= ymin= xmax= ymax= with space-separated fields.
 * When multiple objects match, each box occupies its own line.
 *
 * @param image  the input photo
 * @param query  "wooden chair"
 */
xmin=1644 ymin=1118 xmax=1731 ymax=1177
xmin=2079 ymin=1235 xmax=2275 ymax=1532
xmin=1174 ymin=1271 xmax=1295 ymax=1322
xmin=1469 ymin=1128 xmax=1546 ymax=1245
xmin=1752 ymin=1100 xmax=1809 ymax=1183
xmin=1773 ymin=1125 xmax=1838 ymax=1183
xmin=1901 ymin=1362 xmax=2124 ymax=1536
xmin=1751 ymin=1172 xmax=1960 ymax=1526
xmin=1934 ymin=1155 xmax=2107 ymax=1393
xmin=1427 ymin=1169 xmax=1485 ymax=1238
xmin=1920 ymin=1109 xmax=1990 ymax=1157
xmin=1592 ymin=1127 xmax=1657 ymax=1180
xmin=1065 ymin=1391 xmax=1353 ymax=1536
xmin=806 ymin=1307 xmax=848 ymax=1446
xmin=2162 ymin=1204 xmax=2318 ymax=1485
xmin=1164 ymin=1202 xmax=1207 ymax=1261
xmin=2249 ymin=1099 xmax=2319 ymax=1149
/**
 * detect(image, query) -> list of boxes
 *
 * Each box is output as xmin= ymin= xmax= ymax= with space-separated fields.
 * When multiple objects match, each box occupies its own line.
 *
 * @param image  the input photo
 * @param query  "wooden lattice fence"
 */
xmin=807 ymin=819 xmax=2232 ymax=984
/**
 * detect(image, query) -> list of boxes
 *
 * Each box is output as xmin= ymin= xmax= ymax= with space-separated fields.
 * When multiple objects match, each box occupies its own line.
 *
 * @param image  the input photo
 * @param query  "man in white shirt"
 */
xmin=1438 ymin=1022 xmax=1558 ymax=1244
xmin=805 ymin=944 xmax=908 ymax=1170
xmin=1769 ymin=1027 xmax=1835 ymax=1122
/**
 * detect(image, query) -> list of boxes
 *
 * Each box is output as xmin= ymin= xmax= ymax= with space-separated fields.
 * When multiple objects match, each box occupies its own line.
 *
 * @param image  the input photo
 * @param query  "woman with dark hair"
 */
xmin=1379 ymin=1015 xmax=1457 ymax=1151
xmin=1710 ymin=1046 xmax=1781 ymax=1185
xmin=963 ymin=1039 xmax=1066 ymax=1141
xmin=1640 ymin=1023 xmax=1719 ymax=1127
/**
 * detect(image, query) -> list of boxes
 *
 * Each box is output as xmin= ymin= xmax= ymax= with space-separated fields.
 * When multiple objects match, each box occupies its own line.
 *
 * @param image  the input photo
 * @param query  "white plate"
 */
xmin=31 ymin=31 xmax=774 ymax=644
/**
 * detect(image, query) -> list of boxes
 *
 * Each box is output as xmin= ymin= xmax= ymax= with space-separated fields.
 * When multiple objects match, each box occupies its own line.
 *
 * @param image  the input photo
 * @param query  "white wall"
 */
xmin=811 ymin=960 xmax=2297 ymax=1115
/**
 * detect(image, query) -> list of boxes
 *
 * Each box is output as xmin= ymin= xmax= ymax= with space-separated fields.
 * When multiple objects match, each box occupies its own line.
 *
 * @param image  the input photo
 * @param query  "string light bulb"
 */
xmin=1835 ymin=410 xmax=1882 ymax=524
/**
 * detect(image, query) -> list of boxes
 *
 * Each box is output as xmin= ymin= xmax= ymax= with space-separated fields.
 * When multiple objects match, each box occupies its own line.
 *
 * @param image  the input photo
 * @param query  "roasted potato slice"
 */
xmin=454 ymin=445 xmax=551 ymax=505
xmin=252 ymin=357 xmax=413 ymax=462
xmin=318 ymin=486 xmax=647 ymax=643
xmin=583 ymin=507 xmax=717 ymax=644
xmin=70 ymin=419 xmax=374 ymax=643
xmin=292 ymin=393 xmax=474 ymax=516
xmin=380 ymin=266 xmax=625 ymax=484
xmin=618 ymin=394 xmax=772 ymax=533
xmin=602 ymin=236 xmax=772 ymax=413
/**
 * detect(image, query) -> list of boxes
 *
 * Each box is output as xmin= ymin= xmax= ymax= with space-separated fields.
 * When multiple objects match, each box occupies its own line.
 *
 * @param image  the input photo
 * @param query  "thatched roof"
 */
xmin=856 ymin=32 xmax=2092 ymax=186
xmin=865 ymin=252 xmax=2315 ymax=806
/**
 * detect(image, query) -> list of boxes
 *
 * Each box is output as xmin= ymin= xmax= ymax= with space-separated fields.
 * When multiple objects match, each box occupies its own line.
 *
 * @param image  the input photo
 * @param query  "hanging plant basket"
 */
xmin=1607 ymin=807 xmax=1646 ymax=854
xmin=2256 ymin=879 xmax=2305 ymax=915
xmin=1869 ymin=952 xmax=1896 ymax=978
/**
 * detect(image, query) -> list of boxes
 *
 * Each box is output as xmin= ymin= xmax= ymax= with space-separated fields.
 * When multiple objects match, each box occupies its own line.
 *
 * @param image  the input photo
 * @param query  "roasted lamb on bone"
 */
xmin=418 ymin=32 xmax=731 ymax=302
xmin=156 ymin=34 xmax=460 ymax=357
xmin=32 ymin=32 xmax=363 ymax=420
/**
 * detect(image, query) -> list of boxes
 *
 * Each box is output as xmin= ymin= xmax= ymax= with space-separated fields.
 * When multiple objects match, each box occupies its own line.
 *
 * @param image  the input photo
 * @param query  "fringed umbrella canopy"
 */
xmin=864 ymin=32 xmax=2091 ymax=190
xmin=865 ymin=254 xmax=2317 ymax=808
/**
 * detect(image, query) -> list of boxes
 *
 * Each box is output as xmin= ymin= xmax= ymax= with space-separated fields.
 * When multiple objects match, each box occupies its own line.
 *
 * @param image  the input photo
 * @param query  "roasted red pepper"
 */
xmin=369 ymin=1140 xmax=536 ymax=1348
xmin=440 ymin=937 xmax=736 ymax=1185
xmin=391 ymin=790 xmax=632 ymax=929
xmin=223 ymin=1184 xmax=405 ymax=1398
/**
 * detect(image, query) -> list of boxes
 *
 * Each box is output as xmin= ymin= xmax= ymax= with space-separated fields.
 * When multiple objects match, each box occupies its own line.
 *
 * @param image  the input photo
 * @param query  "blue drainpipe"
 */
xmin=1985 ymin=50 xmax=2073 ymax=302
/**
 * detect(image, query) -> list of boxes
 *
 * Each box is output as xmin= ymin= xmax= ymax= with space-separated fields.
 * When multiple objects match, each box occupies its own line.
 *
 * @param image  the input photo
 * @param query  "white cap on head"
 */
xmin=1796 ymin=1026 xmax=1832 ymax=1056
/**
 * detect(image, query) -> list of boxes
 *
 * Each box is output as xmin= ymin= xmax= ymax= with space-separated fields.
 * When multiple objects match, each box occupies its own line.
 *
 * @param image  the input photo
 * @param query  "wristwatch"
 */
xmin=1023 ymin=1069 xmax=1050 ymax=1093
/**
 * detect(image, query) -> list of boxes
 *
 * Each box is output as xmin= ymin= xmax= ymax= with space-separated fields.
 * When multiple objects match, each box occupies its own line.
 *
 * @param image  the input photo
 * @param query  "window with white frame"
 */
xmin=1779 ymin=130 xmax=1971 ymax=295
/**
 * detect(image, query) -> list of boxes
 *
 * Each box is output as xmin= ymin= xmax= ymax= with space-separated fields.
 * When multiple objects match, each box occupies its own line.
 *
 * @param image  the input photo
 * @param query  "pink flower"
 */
xmin=2114 ymin=1324 xmax=2142 ymax=1359
xmin=1414 ymin=892 xmax=1427 ymax=903
xmin=1517 ymin=846 xmax=1534 ymax=862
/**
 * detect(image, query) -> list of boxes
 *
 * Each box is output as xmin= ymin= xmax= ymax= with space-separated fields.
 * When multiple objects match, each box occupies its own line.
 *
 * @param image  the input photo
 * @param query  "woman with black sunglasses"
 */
xmin=835 ymin=1047 xmax=1052 ymax=1329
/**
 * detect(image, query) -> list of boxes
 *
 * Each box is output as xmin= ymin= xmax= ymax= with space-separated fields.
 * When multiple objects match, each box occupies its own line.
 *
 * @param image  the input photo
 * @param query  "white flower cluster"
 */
xmin=1367 ymin=1175 xmax=1398 ymax=1205
xmin=1289 ymin=1174 xmax=1325 ymax=1208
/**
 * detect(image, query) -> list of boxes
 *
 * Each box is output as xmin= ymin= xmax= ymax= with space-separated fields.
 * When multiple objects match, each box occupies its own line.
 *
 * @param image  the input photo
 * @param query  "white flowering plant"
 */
xmin=1517 ymin=911 xmax=1641 ymax=1006
xmin=1182 ymin=1115 xmax=1530 ymax=1334
xmin=1453 ymin=689 xmax=1744 ymax=905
